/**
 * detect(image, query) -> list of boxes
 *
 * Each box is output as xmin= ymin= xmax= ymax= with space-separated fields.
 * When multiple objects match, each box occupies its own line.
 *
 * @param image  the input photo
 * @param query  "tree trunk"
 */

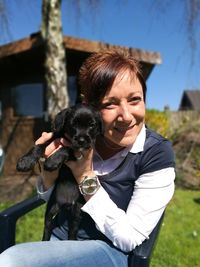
xmin=41 ymin=0 xmax=69 ymax=120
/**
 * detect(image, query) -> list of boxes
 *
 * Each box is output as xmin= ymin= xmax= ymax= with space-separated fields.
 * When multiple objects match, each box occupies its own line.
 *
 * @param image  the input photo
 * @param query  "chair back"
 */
xmin=128 ymin=212 xmax=164 ymax=267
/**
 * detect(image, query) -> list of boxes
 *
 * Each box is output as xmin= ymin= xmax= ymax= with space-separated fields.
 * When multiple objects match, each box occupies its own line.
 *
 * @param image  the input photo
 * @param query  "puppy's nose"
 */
xmin=77 ymin=137 xmax=85 ymax=145
xmin=74 ymin=136 xmax=87 ymax=146
xmin=73 ymin=135 xmax=91 ymax=149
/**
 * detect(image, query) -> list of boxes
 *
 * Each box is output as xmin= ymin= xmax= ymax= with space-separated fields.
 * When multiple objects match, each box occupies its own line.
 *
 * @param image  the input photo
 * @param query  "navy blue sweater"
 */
xmin=52 ymin=128 xmax=175 ymax=241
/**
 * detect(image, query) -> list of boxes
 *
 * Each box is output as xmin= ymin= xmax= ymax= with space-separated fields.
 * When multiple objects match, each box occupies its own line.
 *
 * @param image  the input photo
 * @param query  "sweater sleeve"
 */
xmin=36 ymin=176 xmax=54 ymax=202
xmin=82 ymin=167 xmax=175 ymax=252
xmin=139 ymin=139 xmax=175 ymax=174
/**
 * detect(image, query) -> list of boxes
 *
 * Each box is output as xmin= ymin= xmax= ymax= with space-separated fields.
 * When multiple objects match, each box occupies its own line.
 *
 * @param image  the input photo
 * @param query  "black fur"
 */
xmin=16 ymin=104 xmax=103 ymax=240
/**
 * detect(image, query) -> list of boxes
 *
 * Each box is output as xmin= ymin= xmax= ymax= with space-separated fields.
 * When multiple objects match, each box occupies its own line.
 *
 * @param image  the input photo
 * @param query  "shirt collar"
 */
xmin=94 ymin=124 xmax=146 ymax=160
xmin=129 ymin=124 xmax=146 ymax=154
xmin=119 ymin=124 xmax=146 ymax=157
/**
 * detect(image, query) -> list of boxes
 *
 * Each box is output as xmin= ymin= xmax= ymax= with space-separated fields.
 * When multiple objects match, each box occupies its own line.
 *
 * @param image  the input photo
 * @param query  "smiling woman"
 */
xmin=100 ymin=72 xmax=145 ymax=149
xmin=0 ymin=50 xmax=175 ymax=267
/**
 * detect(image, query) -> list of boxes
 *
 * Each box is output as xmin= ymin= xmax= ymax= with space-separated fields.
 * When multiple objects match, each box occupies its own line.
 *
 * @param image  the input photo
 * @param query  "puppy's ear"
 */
xmin=52 ymin=108 xmax=71 ymax=132
xmin=94 ymin=110 xmax=104 ymax=135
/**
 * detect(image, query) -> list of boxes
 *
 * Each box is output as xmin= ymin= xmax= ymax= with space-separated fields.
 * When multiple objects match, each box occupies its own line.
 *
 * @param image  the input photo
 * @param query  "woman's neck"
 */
xmin=95 ymin=135 xmax=125 ymax=160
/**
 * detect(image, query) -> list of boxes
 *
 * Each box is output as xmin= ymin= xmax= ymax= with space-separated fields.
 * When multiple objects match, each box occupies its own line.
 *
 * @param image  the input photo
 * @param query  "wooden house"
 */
xmin=179 ymin=89 xmax=200 ymax=111
xmin=0 ymin=32 xmax=161 ymax=175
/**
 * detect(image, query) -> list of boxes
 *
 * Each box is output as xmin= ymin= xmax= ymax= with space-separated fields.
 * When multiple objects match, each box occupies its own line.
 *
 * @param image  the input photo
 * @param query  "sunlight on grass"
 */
xmin=151 ymin=189 xmax=200 ymax=267
xmin=0 ymin=202 xmax=46 ymax=243
xmin=16 ymin=204 xmax=46 ymax=243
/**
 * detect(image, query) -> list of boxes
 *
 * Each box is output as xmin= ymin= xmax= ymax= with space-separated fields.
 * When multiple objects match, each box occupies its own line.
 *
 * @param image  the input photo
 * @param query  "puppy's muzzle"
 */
xmin=72 ymin=135 xmax=92 ymax=150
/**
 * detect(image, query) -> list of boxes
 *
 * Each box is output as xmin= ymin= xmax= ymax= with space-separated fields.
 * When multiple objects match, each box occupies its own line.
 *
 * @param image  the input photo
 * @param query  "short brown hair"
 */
xmin=79 ymin=50 xmax=146 ymax=107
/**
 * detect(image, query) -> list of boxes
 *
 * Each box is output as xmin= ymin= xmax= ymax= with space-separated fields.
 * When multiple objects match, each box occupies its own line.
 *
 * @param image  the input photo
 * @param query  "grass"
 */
xmin=16 ymin=204 xmax=46 ymax=243
xmin=1 ymin=189 xmax=200 ymax=266
xmin=0 ymin=201 xmax=46 ymax=243
xmin=151 ymin=189 xmax=200 ymax=267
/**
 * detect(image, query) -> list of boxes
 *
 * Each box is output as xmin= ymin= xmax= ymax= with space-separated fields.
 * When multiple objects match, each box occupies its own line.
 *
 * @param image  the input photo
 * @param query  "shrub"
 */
xmin=145 ymin=109 xmax=170 ymax=138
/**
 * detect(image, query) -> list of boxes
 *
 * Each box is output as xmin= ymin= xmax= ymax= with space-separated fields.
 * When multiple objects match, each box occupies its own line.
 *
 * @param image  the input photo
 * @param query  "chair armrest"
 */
xmin=0 ymin=195 xmax=45 ymax=253
xmin=128 ymin=212 xmax=164 ymax=267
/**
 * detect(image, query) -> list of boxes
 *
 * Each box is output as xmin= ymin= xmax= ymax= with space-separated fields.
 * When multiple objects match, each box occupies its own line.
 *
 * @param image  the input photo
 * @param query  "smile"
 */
xmin=114 ymin=124 xmax=135 ymax=133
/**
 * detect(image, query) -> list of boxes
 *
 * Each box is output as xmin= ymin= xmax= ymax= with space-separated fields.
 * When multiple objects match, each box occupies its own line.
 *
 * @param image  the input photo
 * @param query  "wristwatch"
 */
xmin=79 ymin=175 xmax=100 ymax=196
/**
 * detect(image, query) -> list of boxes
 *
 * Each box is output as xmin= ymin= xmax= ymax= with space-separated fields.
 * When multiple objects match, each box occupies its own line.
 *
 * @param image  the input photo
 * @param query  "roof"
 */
xmin=0 ymin=32 xmax=162 ymax=80
xmin=179 ymin=90 xmax=200 ymax=111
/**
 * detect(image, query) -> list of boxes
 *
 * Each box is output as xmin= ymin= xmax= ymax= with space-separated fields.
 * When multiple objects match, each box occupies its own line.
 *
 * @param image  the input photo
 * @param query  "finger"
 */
xmin=35 ymin=132 xmax=53 ymax=145
xmin=60 ymin=137 xmax=71 ymax=147
xmin=45 ymin=139 xmax=63 ymax=157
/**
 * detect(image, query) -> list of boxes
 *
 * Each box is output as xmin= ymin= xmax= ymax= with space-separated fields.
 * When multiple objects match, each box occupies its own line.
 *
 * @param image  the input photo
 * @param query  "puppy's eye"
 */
xmin=89 ymin=122 xmax=95 ymax=129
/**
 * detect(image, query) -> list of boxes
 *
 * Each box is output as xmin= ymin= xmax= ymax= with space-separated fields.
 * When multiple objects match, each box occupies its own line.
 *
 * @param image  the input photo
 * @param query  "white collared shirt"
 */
xmin=93 ymin=124 xmax=146 ymax=176
xmin=37 ymin=125 xmax=175 ymax=252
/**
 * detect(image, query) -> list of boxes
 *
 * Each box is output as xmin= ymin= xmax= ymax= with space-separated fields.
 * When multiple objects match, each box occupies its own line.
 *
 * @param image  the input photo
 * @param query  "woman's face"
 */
xmin=100 ymin=70 xmax=145 ymax=148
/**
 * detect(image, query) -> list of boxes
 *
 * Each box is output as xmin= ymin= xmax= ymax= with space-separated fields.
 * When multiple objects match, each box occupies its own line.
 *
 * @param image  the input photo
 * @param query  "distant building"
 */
xmin=179 ymin=90 xmax=200 ymax=111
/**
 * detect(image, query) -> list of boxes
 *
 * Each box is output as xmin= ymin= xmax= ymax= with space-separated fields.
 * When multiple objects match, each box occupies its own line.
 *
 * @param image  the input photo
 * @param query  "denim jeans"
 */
xmin=0 ymin=239 xmax=128 ymax=267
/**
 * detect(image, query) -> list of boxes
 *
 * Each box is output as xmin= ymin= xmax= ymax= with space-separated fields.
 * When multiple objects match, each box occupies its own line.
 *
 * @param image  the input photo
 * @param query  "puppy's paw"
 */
xmin=43 ymin=147 xmax=70 ymax=171
xmin=16 ymin=155 xmax=37 ymax=172
xmin=43 ymin=158 xmax=60 ymax=171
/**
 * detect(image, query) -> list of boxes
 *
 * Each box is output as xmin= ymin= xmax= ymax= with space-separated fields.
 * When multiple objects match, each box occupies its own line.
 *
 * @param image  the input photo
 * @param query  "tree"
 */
xmin=41 ymin=0 xmax=69 ymax=119
xmin=149 ymin=0 xmax=200 ymax=64
xmin=0 ymin=0 xmax=69 ymax=119
xmin=40 ymin=0 xmax=99 ymax=119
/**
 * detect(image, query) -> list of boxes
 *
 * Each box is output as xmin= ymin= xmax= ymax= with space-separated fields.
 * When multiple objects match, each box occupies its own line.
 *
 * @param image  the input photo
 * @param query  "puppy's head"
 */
xmin=53 ymin=104 xmax=103 ymax=150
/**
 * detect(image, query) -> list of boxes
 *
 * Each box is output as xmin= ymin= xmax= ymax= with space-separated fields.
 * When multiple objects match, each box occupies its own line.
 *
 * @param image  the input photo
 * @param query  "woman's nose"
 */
xmin=118 ymin=103 xmax=132 ymax=122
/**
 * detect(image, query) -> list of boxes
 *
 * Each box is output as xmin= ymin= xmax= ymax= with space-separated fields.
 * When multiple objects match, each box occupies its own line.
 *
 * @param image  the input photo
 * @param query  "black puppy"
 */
xmin=16 ymin=104 xmax=103 ymax=240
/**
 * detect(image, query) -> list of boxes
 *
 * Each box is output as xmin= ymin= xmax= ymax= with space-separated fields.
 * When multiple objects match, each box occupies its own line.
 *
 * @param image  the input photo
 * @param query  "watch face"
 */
xmin=81 ymin=177 xmax=99 ymax=195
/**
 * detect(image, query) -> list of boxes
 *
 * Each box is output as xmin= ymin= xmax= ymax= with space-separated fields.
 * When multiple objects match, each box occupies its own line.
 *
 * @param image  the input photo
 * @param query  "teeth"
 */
xmin=116 ymin=127 xmax=129 ymax=132
xmin=115 ymin=125 xmax=134 ymax=132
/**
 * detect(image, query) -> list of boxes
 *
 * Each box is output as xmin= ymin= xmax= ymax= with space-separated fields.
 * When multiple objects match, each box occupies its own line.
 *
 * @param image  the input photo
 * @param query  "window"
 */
xmin=12 ymin=83 xmax=44 ymax=117
xmin=68 ymin=76 xmax=78 ymax=105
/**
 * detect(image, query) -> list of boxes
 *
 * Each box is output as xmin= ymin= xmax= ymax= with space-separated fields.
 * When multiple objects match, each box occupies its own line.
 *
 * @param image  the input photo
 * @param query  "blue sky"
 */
xmin=1 ymin=0 xmax=199 ymax=111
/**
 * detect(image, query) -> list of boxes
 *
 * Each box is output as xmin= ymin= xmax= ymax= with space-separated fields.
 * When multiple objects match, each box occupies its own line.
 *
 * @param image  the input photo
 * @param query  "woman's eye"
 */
xmin=130 ymin=97 xmax=142 ymax=104
xmin=101 ymin=102 xmax=116 ymax=109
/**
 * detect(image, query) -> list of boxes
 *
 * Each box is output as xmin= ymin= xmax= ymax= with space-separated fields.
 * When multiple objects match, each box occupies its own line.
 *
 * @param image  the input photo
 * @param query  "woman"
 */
xmin=0 ymin=51 xmax=175 ymax=266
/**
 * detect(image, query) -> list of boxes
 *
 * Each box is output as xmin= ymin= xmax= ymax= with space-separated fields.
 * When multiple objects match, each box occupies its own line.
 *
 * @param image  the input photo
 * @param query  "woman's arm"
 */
xmin=81 ymin=167 xmax=175 ymax=252
xmin=36 ymin=175 xmax=55 ymax=202
xmin=35 ymin=131 xmax=68 ymax=200
xmin=35 ymin=132 xmax=62 ymax=190
xmin=35 ymin=132 xmax=97 ymax=201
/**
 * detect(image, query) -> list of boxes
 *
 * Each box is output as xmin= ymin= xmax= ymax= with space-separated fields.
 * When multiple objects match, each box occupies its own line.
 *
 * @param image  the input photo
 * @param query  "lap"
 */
xmin=0 ymin=240 xmax=128 ymax=267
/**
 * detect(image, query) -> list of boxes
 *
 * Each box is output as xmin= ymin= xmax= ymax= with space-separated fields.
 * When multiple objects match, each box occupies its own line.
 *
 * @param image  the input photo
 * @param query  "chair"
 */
xmin=0 ymin=196 xmax=164 ymax=267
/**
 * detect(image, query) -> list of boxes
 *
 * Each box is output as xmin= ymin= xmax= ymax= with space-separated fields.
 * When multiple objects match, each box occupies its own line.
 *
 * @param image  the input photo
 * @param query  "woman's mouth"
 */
xmin=114 ymin=124 xmax=135 ymax=133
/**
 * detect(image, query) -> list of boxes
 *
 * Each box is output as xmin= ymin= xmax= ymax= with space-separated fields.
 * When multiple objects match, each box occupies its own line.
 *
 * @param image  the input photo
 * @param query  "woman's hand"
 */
xmin=35 ymin=132 xmax=63 ymax=157
xmin=35 ymin=132 xmax=70 ymax=191
xmin=35 ymin=132 xmax=95 ymax=190
xmin=65 ymin=148 xmax=95 ymax=185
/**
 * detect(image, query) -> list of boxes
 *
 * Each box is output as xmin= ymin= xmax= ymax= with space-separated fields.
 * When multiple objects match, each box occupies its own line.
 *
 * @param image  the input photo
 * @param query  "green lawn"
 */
xmin=0 ymin=201 xmax=46 ymax=243
xmin=151 ymin=189 xmax=200 ymax=267
xmin=1 ymin=189 xmax=200 ymax=266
